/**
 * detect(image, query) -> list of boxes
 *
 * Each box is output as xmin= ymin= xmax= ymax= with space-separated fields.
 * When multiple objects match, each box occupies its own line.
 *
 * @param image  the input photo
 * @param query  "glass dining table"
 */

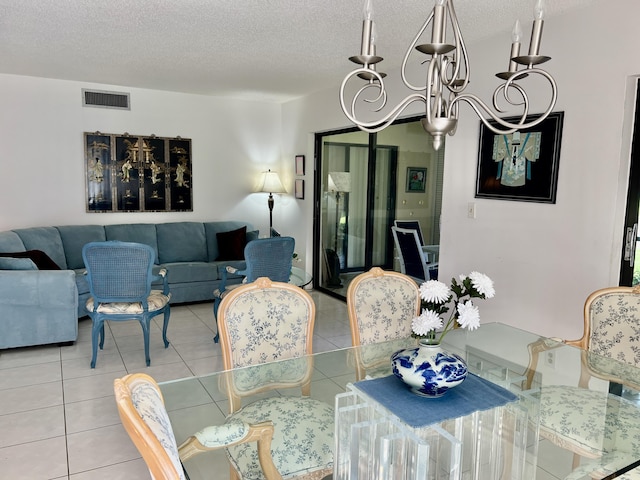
xmin=160 ymin=323 xmax=640 ymax=480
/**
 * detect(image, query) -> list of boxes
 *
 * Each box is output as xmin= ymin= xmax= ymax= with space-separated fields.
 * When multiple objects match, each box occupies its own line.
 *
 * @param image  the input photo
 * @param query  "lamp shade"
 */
xmin=328 ymin=172 xmax=351 ymax=193
xmin=258 ymin=169 xmax=286 ymax=194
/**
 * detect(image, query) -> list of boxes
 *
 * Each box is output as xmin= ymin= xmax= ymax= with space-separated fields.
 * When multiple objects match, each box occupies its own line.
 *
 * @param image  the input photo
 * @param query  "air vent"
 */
xmin=82 ymin=89 xmax=130 ymax=110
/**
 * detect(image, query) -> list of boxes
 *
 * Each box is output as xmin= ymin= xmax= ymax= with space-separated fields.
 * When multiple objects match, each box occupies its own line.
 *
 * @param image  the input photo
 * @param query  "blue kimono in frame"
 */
xmin=492 ymin=131 xmax=541 ymax=187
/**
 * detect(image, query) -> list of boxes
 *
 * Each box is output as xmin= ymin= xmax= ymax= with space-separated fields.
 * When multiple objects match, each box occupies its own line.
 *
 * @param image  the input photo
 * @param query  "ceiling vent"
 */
xmin=82 ymin=89 xmax=130 ymax=110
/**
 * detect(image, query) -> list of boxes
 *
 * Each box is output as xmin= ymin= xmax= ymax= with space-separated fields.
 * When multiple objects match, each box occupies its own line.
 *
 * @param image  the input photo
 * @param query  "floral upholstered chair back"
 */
xmin=347 ymin=267 xmax=421 ymax=379
xmin=217 ymin=277 xmax=316 ymax=410
xmin=566 ymin=286 xmax=640 ymax=388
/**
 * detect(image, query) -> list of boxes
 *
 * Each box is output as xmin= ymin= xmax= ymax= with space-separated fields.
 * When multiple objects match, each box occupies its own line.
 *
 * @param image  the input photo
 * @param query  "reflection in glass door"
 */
xmin=314 ymin=117 xmax=444 ymax=299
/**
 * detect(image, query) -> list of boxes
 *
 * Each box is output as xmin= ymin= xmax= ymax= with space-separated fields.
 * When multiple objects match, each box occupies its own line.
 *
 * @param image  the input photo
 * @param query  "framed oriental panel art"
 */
xmin=84 ymin=132 xmax=192 ymax=212
xmin=475 ymin=111 xmax=564 ymax=204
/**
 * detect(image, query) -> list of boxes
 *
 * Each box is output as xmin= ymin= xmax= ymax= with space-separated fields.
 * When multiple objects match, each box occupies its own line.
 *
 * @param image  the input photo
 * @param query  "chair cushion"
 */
xmin=226 ymin=396 xmax=334 ymax=479
xmin=539 ymin=385 xmax=640 ymax=458
xmin=129 ymin=380 xmax=186 ymax=480
xmin=85 ymin=290 xmax=170 ymax=314
xmin=589 ymin=292 xmax=640 ymax=366
xmin=194 ymin=418 xmax=250 ymax=448
xmin=216 ymin=226 xmax=247 ymax=261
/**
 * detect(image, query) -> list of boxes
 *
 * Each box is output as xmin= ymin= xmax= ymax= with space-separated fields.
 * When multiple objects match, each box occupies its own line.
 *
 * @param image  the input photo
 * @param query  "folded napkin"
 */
xmin=353 ymin=373 xmax=518 ymax=428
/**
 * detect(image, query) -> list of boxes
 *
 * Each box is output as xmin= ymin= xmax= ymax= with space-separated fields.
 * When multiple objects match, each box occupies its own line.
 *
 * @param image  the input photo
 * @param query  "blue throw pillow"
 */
xmin=0 ymin=257 xmax=37 ymax=270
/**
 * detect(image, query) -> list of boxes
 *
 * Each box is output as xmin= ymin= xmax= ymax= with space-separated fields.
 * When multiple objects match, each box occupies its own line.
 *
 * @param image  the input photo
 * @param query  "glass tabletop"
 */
xmin=160 ymin=323 xmax=640 ymax=479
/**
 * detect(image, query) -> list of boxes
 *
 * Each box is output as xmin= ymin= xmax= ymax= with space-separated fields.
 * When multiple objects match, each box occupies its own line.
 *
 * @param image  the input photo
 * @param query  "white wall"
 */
xmin=0 ymin=74 xmax=286 ymax=237
xmin=281 ymin=0 xmax=640 ymax=340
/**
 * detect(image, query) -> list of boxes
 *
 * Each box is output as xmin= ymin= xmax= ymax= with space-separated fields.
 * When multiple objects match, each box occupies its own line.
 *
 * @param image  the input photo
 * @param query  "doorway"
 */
xmin=313 ymin=117 xmax=444 ymax=299
xmin=620 ymin=79 xmax=640 ymax=286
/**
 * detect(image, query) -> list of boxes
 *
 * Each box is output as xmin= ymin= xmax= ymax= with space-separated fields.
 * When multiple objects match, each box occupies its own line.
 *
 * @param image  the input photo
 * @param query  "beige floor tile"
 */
xmin=0 ymin=381 xmax=63 ymax=415
xmin=184 ymin=354 xmax=225 ymax=376
xmin=63 ymin=370 xmax=127 ymax=403
xmin=0 ymin=361 xmax=61 ymax=390
xmin=65 ymin=395 xmax=121 ymax=434
xmin=0 ymin=405 xmax=65 ymax=448
xmin=67 ymin=423 xmax=139 ymax=474
xmin=69 ymin=458 xmax=149 ymax=480
xmin=0 ymin=345 xmax=61 ymax=369
xmin=172 ymin=338 xmax=222 ymax=361
xmin=62 ymin=351 xmax=126 ymax=379
xmin=0 ymin=436 xmax=68 ymax=480
xmin=119 ymin=344 xmax=182 ymax=371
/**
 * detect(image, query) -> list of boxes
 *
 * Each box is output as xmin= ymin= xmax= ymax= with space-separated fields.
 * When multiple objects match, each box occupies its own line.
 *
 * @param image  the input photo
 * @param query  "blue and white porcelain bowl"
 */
xmin=391 ymin=341 xmax=468 ymax=397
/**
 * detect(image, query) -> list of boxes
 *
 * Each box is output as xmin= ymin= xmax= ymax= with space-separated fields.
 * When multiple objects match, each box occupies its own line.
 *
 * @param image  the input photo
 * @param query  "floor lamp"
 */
xmin=258 ymin=169 xmax=286 ymax=236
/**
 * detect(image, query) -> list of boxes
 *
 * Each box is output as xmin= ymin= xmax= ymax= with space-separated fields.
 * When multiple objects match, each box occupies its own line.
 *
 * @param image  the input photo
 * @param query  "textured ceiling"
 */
xmin=0 ymin=0 xmax=594 ymax=102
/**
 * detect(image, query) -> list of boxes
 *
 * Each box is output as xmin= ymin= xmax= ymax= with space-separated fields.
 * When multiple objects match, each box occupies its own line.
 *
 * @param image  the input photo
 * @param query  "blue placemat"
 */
xmin=353 ymin=374 xmax=518 ymax=428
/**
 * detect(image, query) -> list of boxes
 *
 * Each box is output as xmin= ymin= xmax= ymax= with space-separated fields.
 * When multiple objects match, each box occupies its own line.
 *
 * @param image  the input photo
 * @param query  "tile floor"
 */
xmin=0 ymin=290 xmax=572 ymax=479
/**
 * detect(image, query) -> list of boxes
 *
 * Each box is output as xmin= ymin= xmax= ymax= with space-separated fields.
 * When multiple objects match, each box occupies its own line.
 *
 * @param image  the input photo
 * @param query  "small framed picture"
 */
xmin=295 ymin=179 xmax=305 ymax=199
xmin=406 ymin=167 xmax=427 ymax=193
xmin=295 ymin=155 xmax=305 ymax=176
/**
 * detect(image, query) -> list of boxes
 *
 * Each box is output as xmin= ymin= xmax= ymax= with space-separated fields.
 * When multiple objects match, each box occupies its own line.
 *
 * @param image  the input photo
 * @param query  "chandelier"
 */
xmin=339 ymin=0 xmax=557 ymax=150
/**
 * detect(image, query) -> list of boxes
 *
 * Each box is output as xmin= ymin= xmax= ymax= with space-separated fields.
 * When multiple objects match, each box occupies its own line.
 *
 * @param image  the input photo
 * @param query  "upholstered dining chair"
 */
xmin=391 ymin=226 xmax=436 ymax=282
xmin=114 ymin=373 xmax=282 ymax=480
xmin=525 ymin=286 xmax=640 ymax=478
xmin=212 ymin=236 xmax=295 ymax=343
xmin=206 ymin=277 xmax=334 ymax=480
xmin=347 ymin=266 xmax=421 ymax=380
xmin=82 ymin=241 xmax=171 ymax=368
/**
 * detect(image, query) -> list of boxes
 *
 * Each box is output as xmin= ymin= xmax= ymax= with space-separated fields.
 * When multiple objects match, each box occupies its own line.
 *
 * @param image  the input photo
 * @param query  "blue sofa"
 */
xmin=0 ymin=221 xmax=255 ymax=349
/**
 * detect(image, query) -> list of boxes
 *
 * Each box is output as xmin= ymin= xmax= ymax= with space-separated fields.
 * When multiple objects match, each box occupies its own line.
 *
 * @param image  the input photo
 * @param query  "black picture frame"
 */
xmin=475 ymin=111 xmax=564 ymax=203
xmin=406 ymin=167 xmax=427 ymax=193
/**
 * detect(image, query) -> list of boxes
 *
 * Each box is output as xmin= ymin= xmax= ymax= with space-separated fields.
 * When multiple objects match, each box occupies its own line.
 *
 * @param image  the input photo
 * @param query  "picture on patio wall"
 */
xmin=475 ymin=111 xmax=564 ymax=204
xmin=84 ymin=132 xmax=192 ymax=212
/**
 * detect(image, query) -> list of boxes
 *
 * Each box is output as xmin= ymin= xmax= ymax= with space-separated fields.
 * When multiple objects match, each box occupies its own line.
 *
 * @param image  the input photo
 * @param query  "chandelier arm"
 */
xmin=442 ymin=0 xmax=469 ymax=92
xmin=340 ymin=70 xmax=427 ymax=132
xmin=401 ymin=11 xmax=436 ymax=92
xmin=446 ymin=68 xmax=557 ymax=133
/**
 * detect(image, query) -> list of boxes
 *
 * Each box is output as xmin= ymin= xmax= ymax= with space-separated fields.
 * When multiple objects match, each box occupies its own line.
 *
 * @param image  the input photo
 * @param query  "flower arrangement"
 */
xmin=412 ymin=272 xmax=495 ymax=344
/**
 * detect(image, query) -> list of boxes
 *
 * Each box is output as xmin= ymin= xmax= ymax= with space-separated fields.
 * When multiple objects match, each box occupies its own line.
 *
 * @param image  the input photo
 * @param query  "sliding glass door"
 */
xmin=314 ymin=117 xmax=444 ymax=299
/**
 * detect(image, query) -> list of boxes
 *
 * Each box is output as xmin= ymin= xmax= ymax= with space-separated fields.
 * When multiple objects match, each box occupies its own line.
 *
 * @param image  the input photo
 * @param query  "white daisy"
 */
xmin=419 ymin=280 xmax=451 ymax=303
xmin=457 ymin=300 xmax=480 ymax=330
xmin=411 ymin=309 xmax=443 ymax=336
xmin=469 ymin=271 xmax=495 ymax=298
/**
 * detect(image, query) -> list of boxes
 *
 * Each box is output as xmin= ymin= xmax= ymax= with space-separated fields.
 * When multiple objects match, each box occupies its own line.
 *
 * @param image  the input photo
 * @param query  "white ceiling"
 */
xmin=0 ymin=0 xmax=594 ymax=103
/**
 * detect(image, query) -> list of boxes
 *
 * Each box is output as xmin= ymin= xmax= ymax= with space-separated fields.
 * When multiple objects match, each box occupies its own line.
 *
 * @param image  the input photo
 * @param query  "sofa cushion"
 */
xmin=0 ymin=231 xmax=26 ymax=253
xmin=162 ymin=262 xmax=219 ymax=284
xmin=57 ymin=225 xmax=106 ymax=269
xmin=216 ymin=226 xmax=247 ymax=260
xmin=0 ymin=257 xmax=37 ymax=270
xmin=204 ymin=221 xmax=253 ymax=261
xmin=156 ymin=222 xmax=207 ymax=263
xmin=13 ymin=227 xmax=68 ymax=269
xmin=73 ymin=269 xmax=90 ymax=296
xmin=105 ymin=224 xmax=159 ymax=263
xmin=0 ymin=250 xmax=61 ymax=270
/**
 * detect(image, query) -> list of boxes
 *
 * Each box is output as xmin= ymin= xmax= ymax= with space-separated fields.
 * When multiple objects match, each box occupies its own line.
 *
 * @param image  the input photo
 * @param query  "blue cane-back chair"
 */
xmin=212 ymin=236 xmax=295 ymax=343
xmin=82 ymin=241 xmax=171 ymax=368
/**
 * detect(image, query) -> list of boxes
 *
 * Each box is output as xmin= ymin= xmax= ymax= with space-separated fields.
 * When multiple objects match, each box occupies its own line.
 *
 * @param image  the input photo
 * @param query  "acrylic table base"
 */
xmin=334 ymin=365 xmax=540 ymax=480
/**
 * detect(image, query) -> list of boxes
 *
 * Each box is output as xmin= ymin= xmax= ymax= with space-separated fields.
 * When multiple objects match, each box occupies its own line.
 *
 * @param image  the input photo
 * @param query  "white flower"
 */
xmin=469 ymin=271 xmax=495 ymax=298
xmin=419 ymin=280 xmax=451 ymax=304
xmin=412 ymin=309 xmax=443 ymax=336
xmin=457 ymin=300 xmax=480 ymax=330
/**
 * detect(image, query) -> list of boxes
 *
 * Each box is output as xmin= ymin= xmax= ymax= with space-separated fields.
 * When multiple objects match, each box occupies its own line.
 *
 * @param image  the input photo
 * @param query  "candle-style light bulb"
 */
xmin=512 ymin=19 xmax=522 ymax=43
xmin=370 ymin=21 xmax=377 ymax=56
xmin=363 ymin=0 xmax=374 ymax=20
xmin=534 ymin=0 xmax=545 ymax=20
